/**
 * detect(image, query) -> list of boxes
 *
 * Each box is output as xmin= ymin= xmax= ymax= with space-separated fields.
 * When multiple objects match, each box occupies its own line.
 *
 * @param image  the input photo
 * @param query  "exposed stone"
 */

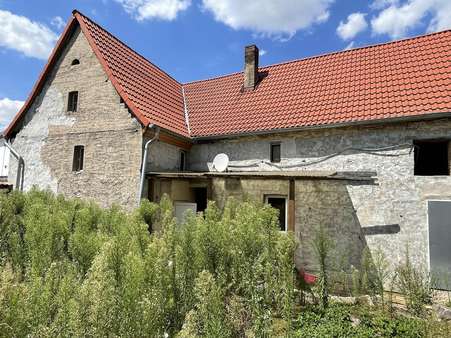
xmin=350 ymin=315 xmax=361 ymax=327
xmin=330 ymin=295 xmax=358 ymax=305
xmin=433 ymin=304 xmax=451 ymax=321
xmin=9 ymin=26 xmax=142 ymax=210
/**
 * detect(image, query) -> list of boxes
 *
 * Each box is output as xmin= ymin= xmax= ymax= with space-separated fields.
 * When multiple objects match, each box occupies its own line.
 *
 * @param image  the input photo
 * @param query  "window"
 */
xmin=67 ymin=91 xmax=78 ymax=112
xmin=265 ymin=195 xmax=287 ymax=231
xmin=414 ymin=140 xmax=449 ymax=176
xmin=179 ymin=151 xmax=186 ymax=171
xmin=72 ymin=145 xmax=84 ymax=172
xmin=270 ymin=143 xmax=281 ymax=163
xmin=71 ymin=59 xmax=80 ymax=66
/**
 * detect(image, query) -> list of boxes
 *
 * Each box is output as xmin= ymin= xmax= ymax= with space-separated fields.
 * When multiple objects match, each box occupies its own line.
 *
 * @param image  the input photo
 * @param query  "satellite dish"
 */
xmin=213 ymin=153 xmax=229 ymax=172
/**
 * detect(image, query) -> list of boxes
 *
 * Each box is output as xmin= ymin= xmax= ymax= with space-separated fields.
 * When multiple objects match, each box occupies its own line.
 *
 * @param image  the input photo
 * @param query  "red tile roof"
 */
xmin=5 ymin=11 xmax=451 ymax=140
xmin=184 ymin=30 xmax=451 ymax=137
xmin=75 ymin=11 xmax=189 ymax=137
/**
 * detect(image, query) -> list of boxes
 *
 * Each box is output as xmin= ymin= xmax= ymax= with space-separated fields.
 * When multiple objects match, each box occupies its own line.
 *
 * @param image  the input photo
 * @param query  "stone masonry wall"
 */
xmin=9 ymin=26 xmax=143 ymax=210
xmin=189 ymin=119 xmax=451 ymax=271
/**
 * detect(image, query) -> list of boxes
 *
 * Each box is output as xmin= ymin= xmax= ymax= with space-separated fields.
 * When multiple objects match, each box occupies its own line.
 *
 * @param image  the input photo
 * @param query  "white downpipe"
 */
xmin=138 ymin=125 xmax=160 ymax=204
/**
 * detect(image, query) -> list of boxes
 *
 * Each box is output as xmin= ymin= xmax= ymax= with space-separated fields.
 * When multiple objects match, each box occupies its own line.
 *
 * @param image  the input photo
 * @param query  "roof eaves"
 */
xmin=191 ymin=111 xmax=451 ymax=141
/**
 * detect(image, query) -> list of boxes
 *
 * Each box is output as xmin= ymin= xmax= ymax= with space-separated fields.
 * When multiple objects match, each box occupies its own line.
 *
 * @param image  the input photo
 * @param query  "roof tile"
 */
xmin=184 ymin=30 xmax=451 ymax=137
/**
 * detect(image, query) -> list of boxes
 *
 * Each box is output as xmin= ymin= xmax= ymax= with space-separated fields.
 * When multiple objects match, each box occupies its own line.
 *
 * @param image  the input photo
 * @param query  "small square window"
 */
xmin=270 ymin=143 xmax=281 ymax=163
xmin=414 ymin=140 xmax=449 ymax=176
xmin=67 ymin=91 xmax=78 ymax=112
xmin=265 ymin=195 xmax=287 ymax=231
xmin=72 ymin=145 xmax=84 ymax=172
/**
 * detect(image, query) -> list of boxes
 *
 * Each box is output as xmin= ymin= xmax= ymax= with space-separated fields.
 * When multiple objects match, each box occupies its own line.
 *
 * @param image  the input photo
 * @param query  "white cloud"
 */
xmin=0 ymin=10 xmax=58 ymax=60
xmin=201 ymin=0 xmax=334 ymax=39
xmin=50 ymin=16 xmax=65 ymax=30
xmin=0 ymin=98 xmax=24 ymax=130
xmin=370 ymin=0 xmax=399 ymax=10
xmin=114 ymin=0 xmax=191 ymax=21
xmin=337 ymin=12 xmax=367 ymax=40
xmin=259 ymin=49 xmax=267 ymax=56
xmin=344 ymin=41 xmax=355 ymax=50
xmin=371 ymin=0 xmax=451 ymax=39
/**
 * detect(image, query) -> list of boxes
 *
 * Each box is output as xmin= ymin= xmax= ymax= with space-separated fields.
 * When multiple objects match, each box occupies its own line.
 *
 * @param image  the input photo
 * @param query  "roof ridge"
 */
xmin=183 ymin=29 xmax=451 ymax=86
xmin=72 ymin=9 xmax=181 ymax=86
xmin=183 ymin=70 xmax=243 ymax=85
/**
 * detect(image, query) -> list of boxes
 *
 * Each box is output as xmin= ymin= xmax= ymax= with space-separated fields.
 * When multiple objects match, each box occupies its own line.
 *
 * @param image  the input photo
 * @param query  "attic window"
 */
xmin=270 ymin=143 xmax=281 ymax=163
xmin=72 ymin=145 xmax=84 ymax=172
xmin=67 ymin=91 xmax=78 ymax=112
xmin=71 ymin=59 xmax=80 ymax=66
xmin=414 ymin=140 xmax=449 ymax=176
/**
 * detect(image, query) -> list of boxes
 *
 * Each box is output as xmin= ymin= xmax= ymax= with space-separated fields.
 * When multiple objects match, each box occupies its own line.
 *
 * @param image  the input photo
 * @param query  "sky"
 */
xmin=0 ymin=0 xmax=450 ymax=130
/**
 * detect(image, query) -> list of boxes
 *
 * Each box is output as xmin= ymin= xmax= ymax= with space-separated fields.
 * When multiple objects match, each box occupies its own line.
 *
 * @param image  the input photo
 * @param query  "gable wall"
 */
xmin=9 ymin=26 xmax=143 ymax=209
xmin=189 ymin=119 xmax=451 ymax=272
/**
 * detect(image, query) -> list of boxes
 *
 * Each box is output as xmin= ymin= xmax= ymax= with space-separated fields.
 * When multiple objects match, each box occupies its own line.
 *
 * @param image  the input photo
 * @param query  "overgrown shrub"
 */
xmin=311 ymin=225 xmax=334 ymax=310
xmin=0 ymin=189 xmax=297 ymax=337
xmin=395 ymin=247 xmax=433 ymax=316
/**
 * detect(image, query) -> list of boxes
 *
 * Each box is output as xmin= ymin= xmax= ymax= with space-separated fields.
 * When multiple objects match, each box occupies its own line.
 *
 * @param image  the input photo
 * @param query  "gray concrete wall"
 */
xmin=189 ymin=119 xmax=451 ymax=271
xmin=146 ymin=140 xmax=182 ymax=172
xmin=9 ymin=26 xmax=143 ymax=209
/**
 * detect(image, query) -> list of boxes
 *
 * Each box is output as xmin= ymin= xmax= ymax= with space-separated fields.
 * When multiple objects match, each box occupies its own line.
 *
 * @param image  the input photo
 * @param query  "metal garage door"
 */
xmin=428 ymin=201 xmax=451 ymax=290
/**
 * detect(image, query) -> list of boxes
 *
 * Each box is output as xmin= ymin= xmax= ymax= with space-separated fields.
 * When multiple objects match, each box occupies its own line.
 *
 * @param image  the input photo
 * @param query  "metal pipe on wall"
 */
xmin=138 ymin=124 xmax=160 ymax=204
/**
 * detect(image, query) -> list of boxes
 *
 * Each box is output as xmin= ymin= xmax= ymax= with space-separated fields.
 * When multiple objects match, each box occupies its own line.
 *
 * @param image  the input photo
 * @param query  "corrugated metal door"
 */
xmin=428 ymin=200 xmax=451 ymax=290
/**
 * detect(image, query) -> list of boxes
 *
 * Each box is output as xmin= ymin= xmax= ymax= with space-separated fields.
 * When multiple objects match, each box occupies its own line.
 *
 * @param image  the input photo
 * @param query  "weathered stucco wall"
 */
xmin=189 ymin=119 xmax=451 ymax=271
xmin=211 ymin=178 xmax=289 ymax=209
xmin=146 ymin=140 xmax=182 ymax=171
xmin=9 ymin=26 xmax=142 ymax=209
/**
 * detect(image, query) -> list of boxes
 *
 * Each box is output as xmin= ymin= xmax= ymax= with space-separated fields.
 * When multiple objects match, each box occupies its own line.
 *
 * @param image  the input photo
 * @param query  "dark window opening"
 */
xmin=180 ymin=151 xmax=186 ymax=171
xmin=72 ymin=145 xmax=84 ymax=172
xmin=71 ymin=59 xmax=80 ymax=66
xmin=270 ymin=143 xmax=281 ymax=163
xmin=414 ymin=140 xmax=449 ymax=176
xmin=194 ymin=187 xmax=208 ymax=213
xmin=67 ymin=91 xmax=78 ymax=112
xmin=120 ymin=97 xmax=124 ymax=104
xmin=266 ymin=196 xmax=287 ymax=231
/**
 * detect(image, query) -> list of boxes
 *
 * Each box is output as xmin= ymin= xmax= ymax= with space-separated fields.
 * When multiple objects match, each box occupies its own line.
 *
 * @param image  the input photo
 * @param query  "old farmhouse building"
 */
xmin=3 ymin=10 xmax=451 ymax=281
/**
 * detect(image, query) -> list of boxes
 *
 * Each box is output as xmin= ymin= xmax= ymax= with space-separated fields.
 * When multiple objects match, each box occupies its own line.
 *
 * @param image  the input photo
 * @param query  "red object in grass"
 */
xmin=299 ymin=268 xmax=317 ymax=285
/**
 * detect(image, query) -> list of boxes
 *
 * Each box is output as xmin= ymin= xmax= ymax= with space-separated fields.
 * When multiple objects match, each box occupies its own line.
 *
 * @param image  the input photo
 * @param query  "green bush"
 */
xmin=294 ymin=303 xmax=426 ymax=338
xmin=0 ymin=189 xmax=297 ymax=337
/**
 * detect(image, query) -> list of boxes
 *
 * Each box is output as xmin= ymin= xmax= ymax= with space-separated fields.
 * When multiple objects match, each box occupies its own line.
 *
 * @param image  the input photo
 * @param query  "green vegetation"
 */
xmin=0 ymin=189 xmax=296 ymax=337
xmin=0 ymin=189 xmax=449 ymax=337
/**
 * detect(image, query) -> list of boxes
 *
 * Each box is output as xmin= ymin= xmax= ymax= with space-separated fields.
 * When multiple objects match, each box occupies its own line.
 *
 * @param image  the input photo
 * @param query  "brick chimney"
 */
xmin=244 ymin=45 xmax=259 ymax=90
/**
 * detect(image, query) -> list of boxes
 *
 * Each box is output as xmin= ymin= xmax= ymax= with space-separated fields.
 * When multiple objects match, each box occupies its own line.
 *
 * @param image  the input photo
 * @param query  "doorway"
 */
xmin=265 ymin=195 xmax=287 ymax=231
xmin=193 ymin=187 xmax=208 ymax=213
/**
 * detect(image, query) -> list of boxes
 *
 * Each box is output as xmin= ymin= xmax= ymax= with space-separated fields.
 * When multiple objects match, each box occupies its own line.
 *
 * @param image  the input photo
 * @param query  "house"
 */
xmin=4 ymin=10 xmax=451 ymax=283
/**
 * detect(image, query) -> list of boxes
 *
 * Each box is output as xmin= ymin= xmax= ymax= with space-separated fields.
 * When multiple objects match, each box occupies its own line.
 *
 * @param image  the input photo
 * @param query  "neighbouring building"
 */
xmin=4 ymin=10 xmax=451 ymax=285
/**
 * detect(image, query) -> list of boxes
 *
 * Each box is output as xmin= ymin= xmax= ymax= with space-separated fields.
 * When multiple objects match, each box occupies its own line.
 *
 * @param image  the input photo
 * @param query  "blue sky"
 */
xmin=0 ymin=0 xmax=450 ymax=129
